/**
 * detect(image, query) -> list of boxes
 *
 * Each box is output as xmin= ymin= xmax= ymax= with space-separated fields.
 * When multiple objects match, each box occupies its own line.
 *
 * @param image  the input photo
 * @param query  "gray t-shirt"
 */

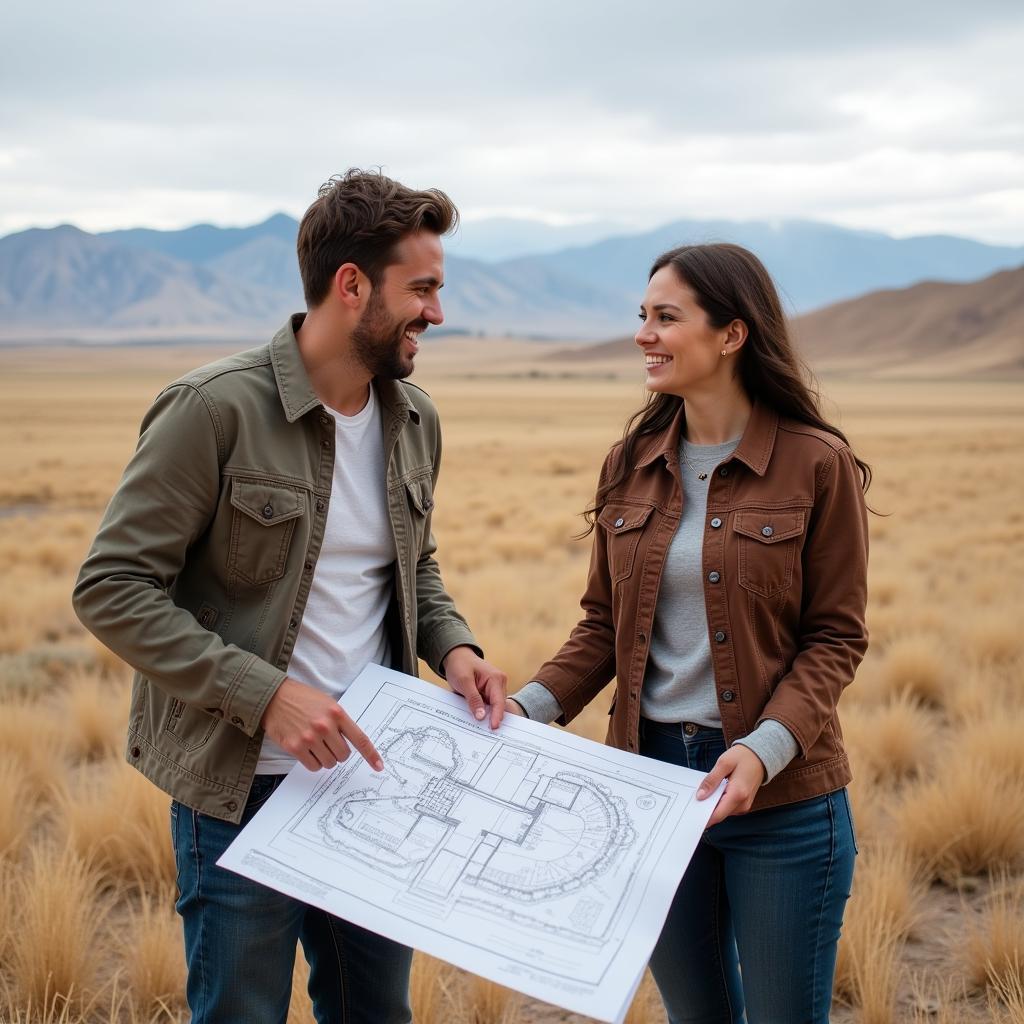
xmin=641 ymin=436 xmax=740 ymax=724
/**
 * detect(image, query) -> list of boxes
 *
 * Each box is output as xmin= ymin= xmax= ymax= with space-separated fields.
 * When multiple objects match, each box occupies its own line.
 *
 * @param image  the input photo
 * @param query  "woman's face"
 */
xmin=635 ymin=266 xmax=730 ymax=398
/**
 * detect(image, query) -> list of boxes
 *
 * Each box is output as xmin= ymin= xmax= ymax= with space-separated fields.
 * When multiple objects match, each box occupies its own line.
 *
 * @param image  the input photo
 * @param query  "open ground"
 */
xmin=0 ymin=339 xmax=1022 ymax=1023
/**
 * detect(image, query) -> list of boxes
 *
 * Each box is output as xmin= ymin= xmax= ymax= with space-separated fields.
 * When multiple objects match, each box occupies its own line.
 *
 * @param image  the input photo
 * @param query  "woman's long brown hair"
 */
xmin=582 ymin=243 xmax=872 ymax=532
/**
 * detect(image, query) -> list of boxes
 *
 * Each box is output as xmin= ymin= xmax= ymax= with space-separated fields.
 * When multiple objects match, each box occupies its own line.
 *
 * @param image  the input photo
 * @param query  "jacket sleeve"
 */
xmin=413 ymin=414 xmax=481 ymax=674
xmin=529 ymin=456 xmax=618 ymax=722
xmin=755 ymin=445 xmax=869 ymax=754
xmin=72 ymin=384 xmax=286 ymax=736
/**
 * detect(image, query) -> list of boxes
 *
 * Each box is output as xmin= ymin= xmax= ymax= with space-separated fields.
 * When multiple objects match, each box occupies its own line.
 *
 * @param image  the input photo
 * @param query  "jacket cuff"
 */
xmin=511 ymin=681 xmax=564 ymax=724
xmin=733 ymin=719 xmax=800 ymax=784
xmin=221 ymin=654 xmax=288 ymax=738
xmin=421 ymin=620 xmax=482 ymax=678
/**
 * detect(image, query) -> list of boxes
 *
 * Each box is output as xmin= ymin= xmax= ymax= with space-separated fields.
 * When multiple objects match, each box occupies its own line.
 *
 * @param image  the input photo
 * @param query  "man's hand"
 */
xmin=442 ymin=647 xmax=508 ymax=730
xmin=260 ymin=677 xmax=383 ymax=773
xmin=696 ymin=745 xmax=766 ymax=827
xmin=505 ymin=698 xmax=525 ymax=717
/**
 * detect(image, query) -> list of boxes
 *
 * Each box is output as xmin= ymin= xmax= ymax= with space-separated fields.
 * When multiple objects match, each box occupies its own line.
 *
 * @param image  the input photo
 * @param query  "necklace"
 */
xmin=680 ymin=448 xmax=720 ymax=481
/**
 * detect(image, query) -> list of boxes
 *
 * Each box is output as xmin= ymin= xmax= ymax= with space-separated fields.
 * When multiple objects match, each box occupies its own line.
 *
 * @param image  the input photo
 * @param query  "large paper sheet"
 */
xmin=219 ymin=665 xmax=722 ymax=1023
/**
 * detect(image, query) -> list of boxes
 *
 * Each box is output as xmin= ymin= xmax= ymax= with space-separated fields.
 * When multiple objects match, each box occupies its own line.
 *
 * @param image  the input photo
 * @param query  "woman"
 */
xmin=507 ymin=243 xmax=869 ymax=1024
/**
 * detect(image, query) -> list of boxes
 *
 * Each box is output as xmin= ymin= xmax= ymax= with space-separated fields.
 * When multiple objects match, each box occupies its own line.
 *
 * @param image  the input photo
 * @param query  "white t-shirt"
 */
xmin=256 ymin=384 xmax=396 ymax=773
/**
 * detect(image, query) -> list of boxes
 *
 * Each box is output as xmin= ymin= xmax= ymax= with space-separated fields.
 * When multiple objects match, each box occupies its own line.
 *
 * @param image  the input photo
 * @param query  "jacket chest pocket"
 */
xmin=599 ymin=504 xmax=654 ymax=583
xmin=228 ymin=481 xmax=305 ymax=585
xmin=733 ymin=509 xmax=805 ymax=597
xmin=403 ymin=474 xmax=435 ymax=552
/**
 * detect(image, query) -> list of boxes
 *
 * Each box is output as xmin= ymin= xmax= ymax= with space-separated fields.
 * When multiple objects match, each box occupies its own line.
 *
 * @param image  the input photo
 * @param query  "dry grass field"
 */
xmin=0 ymin=339 xmax=1022 ymax=1023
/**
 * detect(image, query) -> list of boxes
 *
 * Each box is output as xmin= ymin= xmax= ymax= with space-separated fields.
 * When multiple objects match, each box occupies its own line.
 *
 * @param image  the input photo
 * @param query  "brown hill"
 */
xmin=553 ymin=266 xmax=1024 ymax=378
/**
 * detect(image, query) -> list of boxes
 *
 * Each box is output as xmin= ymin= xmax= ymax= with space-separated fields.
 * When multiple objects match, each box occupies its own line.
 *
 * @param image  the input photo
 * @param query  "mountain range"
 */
xmin=1 ymin=214 xmax=1022 ymax=342
xmin=560 ymin=265 xmax=1024 ymax=378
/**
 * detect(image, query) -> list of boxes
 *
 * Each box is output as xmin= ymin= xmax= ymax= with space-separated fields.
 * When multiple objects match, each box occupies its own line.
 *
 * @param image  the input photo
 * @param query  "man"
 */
xmin=73 ymin=169 xmax=507 ymax=1023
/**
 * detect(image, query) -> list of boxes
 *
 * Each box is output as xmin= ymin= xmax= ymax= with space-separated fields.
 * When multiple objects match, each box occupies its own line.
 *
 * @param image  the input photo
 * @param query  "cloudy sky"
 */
xmin=3 ymin=0 xmax=1023 ymax=243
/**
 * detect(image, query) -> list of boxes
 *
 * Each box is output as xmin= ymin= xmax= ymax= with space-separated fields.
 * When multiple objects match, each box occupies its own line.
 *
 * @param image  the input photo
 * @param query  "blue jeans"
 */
xmin=171 ymin=775 xmax=413 ymax=1024
xmin=639 ymin=719 xmax=856 ymax=1024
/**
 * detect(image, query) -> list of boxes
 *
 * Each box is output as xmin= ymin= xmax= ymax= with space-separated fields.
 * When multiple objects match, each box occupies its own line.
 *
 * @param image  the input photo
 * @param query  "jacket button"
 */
xmin=320 ymin=414 xmax=331 ymax=427
xmin=130 ymin=745 xmax=141 ymax=758
xmin=289 ymin=618 xmax=298 ymax=629
xmin=614 ymin=517 xmax=624 ymax=528
xmin=708 ymin=571 xmax=721 ymax=583
xmin=721 ymin=690 xmax=735 ymax=702
xmin=316 ymin=498 xmax=326 ymax=513
xmin=226 ymin=800 xmax=238 ymax=812
xmin=321 ymin=438 xmax=331 ymax=449
xmin=710 ymin=517 xmax=722 ymax=529
xmin=719 ymin=467 xmax=730 ymax=477
xmin=714 ymin=631 xmax=727 ymax=643
xmin=231 ymin=715 xmax=244 ymax=727
xmin=262 ymin=504 xmax=274 ymax=519
xmin=762 ymin=525 xmax=774 ymax=537
xmin=304 ymin=562 xmax=313 ymax=574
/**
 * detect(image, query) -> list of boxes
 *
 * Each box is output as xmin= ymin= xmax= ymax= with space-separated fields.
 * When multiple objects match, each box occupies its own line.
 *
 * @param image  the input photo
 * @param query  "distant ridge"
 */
xmin=793 ymin=265 xmax=1024 ymax=377
xmin=552 ymin=266 xmax=1024 ymax=379
xmin=1 ymin=215 xmax=1023 ymax=342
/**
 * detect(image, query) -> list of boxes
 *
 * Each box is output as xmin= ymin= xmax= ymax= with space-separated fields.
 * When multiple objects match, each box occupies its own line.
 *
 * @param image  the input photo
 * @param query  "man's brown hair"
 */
xmin=297 ymin=168 xmax=458 ymax=307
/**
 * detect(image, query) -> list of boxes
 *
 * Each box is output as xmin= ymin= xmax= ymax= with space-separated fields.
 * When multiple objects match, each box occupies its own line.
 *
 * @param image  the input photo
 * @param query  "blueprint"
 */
xmin=219 ymin=665 xmax=722 ymax=1023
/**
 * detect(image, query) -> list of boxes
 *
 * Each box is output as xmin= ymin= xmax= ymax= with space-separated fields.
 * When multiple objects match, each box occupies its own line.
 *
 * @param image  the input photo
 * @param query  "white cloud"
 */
xmin=1 ymin=0 xmax=1022 ymax=243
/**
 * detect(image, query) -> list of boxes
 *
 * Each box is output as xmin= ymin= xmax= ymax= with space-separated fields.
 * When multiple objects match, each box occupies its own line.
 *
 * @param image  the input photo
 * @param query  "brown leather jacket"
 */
xmin=532 ymin=400 xmax=869 ymax=811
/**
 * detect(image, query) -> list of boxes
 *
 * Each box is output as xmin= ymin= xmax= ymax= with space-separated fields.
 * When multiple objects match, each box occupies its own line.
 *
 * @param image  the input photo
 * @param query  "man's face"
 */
xmin=351 ymin=231 xmax=445 ymax=380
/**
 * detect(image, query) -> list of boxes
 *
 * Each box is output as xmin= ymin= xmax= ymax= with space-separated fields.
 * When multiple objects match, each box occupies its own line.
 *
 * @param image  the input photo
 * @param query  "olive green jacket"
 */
xmin=73 ymin=316 xmax=478 ymax=822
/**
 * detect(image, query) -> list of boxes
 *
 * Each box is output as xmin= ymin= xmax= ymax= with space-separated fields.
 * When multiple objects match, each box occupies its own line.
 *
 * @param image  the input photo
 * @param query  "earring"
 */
xmin=721 ymin=349 xmax=727 ymax=357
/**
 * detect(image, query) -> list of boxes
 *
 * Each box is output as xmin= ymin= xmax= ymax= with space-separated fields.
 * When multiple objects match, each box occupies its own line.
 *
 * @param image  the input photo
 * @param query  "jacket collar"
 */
xmin=271 ymin=314 xmax=418 ymax=426
xmin=633 ymin=398 xmax=778 ymax=477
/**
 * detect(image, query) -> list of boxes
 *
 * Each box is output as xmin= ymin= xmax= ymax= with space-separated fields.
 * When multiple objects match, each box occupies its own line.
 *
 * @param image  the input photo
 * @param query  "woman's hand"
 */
xmin=696 ymin=745 xmax=766 ymax=826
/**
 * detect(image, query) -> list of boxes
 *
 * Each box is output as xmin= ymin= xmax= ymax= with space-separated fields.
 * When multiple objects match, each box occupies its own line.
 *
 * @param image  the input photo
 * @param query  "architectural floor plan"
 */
xmin=220 ymin=666 xmax=721 ymax=1023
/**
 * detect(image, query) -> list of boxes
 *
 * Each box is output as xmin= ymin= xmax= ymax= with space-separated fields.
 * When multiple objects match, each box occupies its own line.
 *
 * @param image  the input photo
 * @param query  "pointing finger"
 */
xmin=338 ymin=716 xmax=383 ymax=772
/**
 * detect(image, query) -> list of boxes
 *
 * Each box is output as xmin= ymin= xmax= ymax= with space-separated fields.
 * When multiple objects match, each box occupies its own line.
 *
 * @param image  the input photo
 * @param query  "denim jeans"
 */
xmin=639 ymin=719 xmax=856 ymax=1024
xmin=171 ymin=775 xmax=413 ymax=1024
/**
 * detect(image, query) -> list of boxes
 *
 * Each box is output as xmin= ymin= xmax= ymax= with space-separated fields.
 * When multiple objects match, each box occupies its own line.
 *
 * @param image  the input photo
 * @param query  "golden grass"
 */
xmin=0 ymin=697 xmax=72 ymax=805
xmin=449 ymin=973 xmax=523 ymax=1024
xmin=989 ymin=960 xmax=1024 ymax=1023
xmin=959 ymin=712 xmax=1024 ymax=784
xmin=60 ymin=670 xmax=128 ymax=763
xmin=835 ymin=845 xmax=926 ymax=1012
xmin=409 ymin=953 xmax=460 ymax=1024
xmin=0 ymin=350 xmax=1022 ymax=1022
xmin=287 ymin=950 xmax=313 ymax=1024
xmin=0 ymin=758 xmax=33 ymax=858
xmin=964 ymin=878 xmax=1024 ymax=994
xmin=898 ymin=761 xmax=1024 ymax=882
xmin=60 ymin=760 xmax=176 ymax=892
xmin=116 ymin=895 xmax=186 ymax=1017
xmin=6 ymin=844 xmax=106 ymax=1009
xmin=907 ymin=975 xmax=974 ymax=1024
xmin=878 ymin=635 xmax=951 ymax=707
xmin=623 ymin=971 xmax=665 ymax=1024
xmin=841 ymin=691 xmax=937 ymax=783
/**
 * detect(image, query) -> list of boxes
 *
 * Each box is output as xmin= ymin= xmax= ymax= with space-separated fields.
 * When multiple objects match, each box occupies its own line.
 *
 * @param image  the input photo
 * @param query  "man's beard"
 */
xmin=351 ymin=290 xmax=423 ymax=380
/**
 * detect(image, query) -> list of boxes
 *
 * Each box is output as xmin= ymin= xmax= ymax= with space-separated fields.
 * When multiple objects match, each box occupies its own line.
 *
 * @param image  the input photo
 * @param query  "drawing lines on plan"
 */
xmin=276 ymin=691 xmax=683 ymax=954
